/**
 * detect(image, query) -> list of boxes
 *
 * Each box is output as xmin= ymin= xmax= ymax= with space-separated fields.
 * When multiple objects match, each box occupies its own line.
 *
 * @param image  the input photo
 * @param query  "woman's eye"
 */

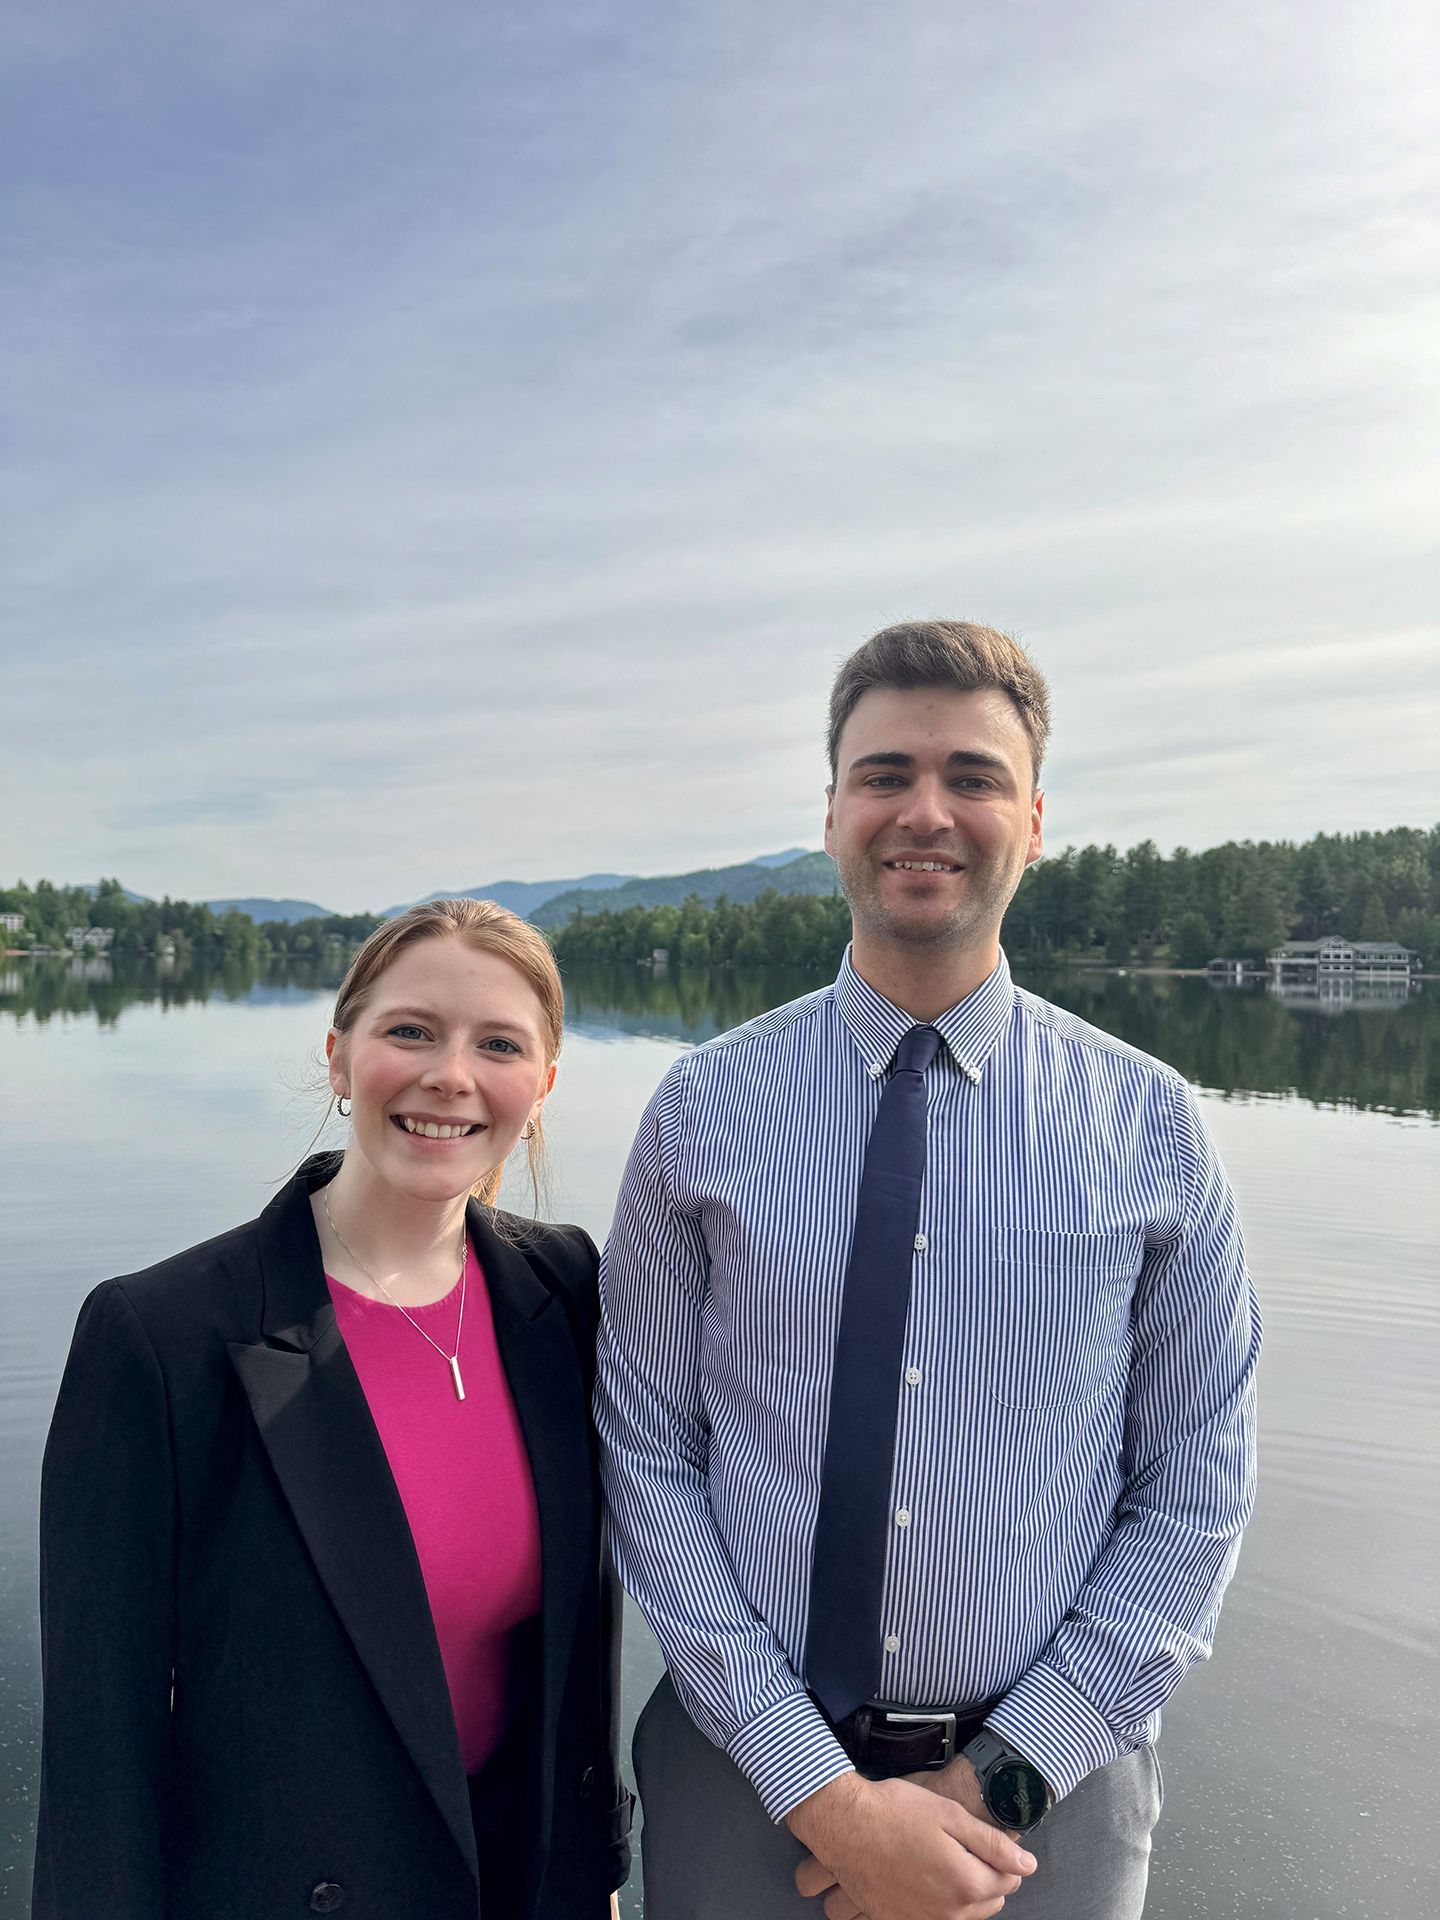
xmin=481 ymin=1037 xmax=521 ymax=1055
xmin=387 ymin=1024 xmax=428 ymax=1041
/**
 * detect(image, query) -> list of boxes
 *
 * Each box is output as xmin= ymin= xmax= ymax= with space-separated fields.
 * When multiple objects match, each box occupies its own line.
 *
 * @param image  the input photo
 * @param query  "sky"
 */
xmin=4 ymin=0 xmax=1437 ymax=913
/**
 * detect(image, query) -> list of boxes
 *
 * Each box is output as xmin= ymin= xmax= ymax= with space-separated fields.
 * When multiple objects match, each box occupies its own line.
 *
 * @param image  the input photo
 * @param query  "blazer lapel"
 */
xmin=471 ymin=1208 xmax=595 ymax=1862
xmin=227 ymin=1162 xmax=478 ymax=1882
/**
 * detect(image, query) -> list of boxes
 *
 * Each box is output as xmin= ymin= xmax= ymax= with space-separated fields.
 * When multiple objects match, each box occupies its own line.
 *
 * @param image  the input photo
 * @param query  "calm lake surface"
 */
xmin=1 ymin=958 xmax=1436 ymax=1918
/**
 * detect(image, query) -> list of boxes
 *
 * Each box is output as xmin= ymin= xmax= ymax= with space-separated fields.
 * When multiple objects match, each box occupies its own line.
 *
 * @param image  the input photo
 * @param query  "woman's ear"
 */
xmin=532 ymin=1059 xmax=557 ymax=1122
xmin=325 ymin=1029 xmax=347 ymax=1097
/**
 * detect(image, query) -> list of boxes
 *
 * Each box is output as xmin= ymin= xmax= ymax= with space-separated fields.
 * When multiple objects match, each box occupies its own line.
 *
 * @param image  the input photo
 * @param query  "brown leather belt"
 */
xmin=827 ymin=1699 xmax=999 ymax=1776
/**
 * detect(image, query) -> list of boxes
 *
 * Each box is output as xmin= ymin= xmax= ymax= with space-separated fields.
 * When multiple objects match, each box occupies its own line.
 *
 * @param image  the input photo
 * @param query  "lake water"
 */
xmin=1 ymin=958 xmax=1436 ymax=1918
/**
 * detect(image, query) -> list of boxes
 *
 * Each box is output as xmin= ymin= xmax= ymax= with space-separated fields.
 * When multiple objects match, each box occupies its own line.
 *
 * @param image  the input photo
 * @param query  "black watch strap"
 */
xmin=961 ymin=1727 xmax=1055 ymax=1831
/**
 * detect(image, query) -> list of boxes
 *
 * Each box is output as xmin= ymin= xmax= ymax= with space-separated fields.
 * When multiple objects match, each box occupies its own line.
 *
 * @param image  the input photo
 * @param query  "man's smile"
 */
xmin=882 ymin=857 xmax=965 ymax=874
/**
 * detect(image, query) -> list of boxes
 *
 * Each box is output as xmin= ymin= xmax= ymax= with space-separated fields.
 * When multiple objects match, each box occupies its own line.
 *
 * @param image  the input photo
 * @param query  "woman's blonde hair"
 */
xmin=329 ymin=897 xmax=564 ymax=1211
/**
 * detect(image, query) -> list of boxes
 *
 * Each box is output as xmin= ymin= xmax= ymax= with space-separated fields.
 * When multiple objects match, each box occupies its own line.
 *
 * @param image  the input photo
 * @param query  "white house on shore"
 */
xmin=1267 ymin=936 xmax=1418 ymax=982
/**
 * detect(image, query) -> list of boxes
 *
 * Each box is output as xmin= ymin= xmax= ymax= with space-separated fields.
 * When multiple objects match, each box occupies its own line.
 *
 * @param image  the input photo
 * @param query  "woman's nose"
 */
xmin=421 ymin=1047 xmax=474 ymax=1091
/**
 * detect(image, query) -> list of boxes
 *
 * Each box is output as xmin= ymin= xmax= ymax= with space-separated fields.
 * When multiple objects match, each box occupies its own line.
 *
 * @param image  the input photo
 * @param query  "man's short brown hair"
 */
xmin=827 ymin=620 xmax=1051 ymax=784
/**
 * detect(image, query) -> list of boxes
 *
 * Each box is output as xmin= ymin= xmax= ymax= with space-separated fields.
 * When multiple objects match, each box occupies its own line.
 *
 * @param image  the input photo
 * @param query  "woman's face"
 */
xmin=327 ymin=936 xmax=555 ymax=1206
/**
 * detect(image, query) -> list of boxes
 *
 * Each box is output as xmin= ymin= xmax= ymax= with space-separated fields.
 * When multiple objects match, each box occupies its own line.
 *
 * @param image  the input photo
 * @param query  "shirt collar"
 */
xmin=833 ymin=946 xmax=1015 ymax=1085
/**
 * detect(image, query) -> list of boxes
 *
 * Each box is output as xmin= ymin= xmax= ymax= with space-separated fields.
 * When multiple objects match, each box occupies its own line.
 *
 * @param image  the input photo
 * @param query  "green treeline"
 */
xmin=550 ymin=826 xmax=1440 ymax=971
xmin=0 ymin=879 xmax=382 ymax=961
xmin=6 ymin=826 xmax=1436 ymax=975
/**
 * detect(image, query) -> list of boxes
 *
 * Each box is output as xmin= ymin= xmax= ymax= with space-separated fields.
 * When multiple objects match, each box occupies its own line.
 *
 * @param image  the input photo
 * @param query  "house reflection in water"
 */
xmin=1268 ymin=973 xmax=1418 ymax=1014
xmin=1202 ymin=935 xmax=1425 ymax=1014
xmin=1265 ymin=936 xmax=1421 ymax=1014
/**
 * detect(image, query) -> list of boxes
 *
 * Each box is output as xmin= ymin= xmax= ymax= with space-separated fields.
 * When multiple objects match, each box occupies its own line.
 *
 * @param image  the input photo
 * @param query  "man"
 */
xmin=595 ymin=621 xmax=1260 ymax=1920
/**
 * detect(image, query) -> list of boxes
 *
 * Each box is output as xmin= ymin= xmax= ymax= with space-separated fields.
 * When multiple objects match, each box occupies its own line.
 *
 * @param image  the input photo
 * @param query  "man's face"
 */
xmin=824 ymin=685 xmax=1043 ymax=957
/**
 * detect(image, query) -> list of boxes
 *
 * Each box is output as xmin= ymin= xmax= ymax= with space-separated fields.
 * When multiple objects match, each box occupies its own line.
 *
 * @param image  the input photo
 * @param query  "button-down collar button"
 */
xmin=913 ymin=1233 xmax=928 ymax=1251
xmin=868 ymin=1062 xmax=885 ymax=1079
xmin=895 ymin=1508 xmax=911 ymax=1528
xmin=309 ymin=1886 xmax=345 ymax=1914
xmin=883 ymin=1633 xmax=901 ymax=1654
xmin=905 ymin=1367 xmax=922 ymax=1386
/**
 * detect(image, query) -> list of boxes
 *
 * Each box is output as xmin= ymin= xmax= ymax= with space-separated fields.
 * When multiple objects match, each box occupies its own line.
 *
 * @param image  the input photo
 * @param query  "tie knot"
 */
xmin=893 ymin=1025 xmax=942 ymax=1076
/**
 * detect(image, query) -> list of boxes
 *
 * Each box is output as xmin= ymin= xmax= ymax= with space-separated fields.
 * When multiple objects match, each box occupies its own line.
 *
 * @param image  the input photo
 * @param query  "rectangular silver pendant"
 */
xmin=449 ymin=1355 xmax=465 ymax=1402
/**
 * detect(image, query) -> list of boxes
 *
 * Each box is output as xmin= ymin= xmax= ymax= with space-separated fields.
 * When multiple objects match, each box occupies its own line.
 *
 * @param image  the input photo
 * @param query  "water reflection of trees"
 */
xmin=562 ymin=965 xmax=824 ymax=1043
xmin=1026 ymin=972 xmax=1436 ymax=1120
xmin=0 ymin=957 xmax=346 ymax=1027
xmin=1 ymin=957 xmax=1433 ymax=1120
xmin=566 ymin=965 xmax=1436 ymax=1121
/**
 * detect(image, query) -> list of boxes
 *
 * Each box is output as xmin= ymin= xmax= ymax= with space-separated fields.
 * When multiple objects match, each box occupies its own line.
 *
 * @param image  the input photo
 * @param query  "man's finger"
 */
xmin=942 ymin=1801 xmax=1037 ymax=1879
xmin=821 ymin=1890 xmax=865 ymax=1920
xmin=794 ymin=1851 xmax=841 ymax=1898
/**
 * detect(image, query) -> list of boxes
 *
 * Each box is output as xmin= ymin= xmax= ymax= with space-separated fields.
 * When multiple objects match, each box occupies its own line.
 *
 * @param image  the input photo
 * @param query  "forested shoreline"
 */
xmin=0 ymin=880 xmax=383 ymax=963
xmin=4 ymin=826 xmax=1435 ymax=975
xmin=551 ymin=826 xmax=1437 ymax=970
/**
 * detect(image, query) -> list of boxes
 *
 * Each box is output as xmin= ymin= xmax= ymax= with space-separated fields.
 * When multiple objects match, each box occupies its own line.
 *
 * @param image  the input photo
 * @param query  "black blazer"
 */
xmin=33 ymin=1156 xmax=632 ymax=1920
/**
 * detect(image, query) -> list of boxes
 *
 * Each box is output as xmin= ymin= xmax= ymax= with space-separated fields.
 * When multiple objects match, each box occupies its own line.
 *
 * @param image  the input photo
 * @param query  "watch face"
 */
xmin=987 ymin=1756 xmax=1049 ymax=1831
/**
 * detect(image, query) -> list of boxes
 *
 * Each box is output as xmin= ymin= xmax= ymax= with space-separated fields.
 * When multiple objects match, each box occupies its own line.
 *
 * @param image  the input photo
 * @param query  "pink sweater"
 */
xmin=327 ymin=1242 xmax=543 ymax=1774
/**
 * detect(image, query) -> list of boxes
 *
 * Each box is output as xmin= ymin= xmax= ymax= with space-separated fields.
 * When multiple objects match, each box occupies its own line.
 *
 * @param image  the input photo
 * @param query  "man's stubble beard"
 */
xmin=833 ymin=843 xmax=1027 ymax=956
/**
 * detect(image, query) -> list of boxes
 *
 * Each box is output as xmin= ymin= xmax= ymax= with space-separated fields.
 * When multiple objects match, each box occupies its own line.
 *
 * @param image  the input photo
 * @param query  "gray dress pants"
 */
xmin=634 ymin=1673 xmax=1161 ymax=1920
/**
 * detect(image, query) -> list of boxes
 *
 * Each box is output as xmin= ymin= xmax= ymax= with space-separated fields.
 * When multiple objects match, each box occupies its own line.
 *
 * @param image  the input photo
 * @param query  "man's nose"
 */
xmin=895 ymin=778 xmax=954 ymax=834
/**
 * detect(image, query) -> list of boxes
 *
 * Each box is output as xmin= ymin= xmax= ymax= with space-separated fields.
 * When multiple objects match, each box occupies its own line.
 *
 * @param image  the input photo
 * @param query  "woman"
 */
xmin=34 ymin=899 xmax=632 ymax=1920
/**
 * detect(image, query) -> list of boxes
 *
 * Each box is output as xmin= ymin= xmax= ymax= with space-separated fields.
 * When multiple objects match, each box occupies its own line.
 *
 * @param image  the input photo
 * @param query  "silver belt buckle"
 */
xmin=881 ymin=1708 xmax=958 ymax=1767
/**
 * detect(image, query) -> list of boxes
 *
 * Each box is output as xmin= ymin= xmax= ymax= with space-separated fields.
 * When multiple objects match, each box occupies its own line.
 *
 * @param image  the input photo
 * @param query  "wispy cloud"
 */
xmin=4 ymin=0 xmax=1437 ymax=906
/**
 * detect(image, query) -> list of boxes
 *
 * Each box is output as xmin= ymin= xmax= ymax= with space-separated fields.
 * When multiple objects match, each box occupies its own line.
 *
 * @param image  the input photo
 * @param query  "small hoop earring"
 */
xmin=522 ymin=1120 xmax=536 ymax=1142
xmin=336 ymin=1096 xmax=352 ymax=1118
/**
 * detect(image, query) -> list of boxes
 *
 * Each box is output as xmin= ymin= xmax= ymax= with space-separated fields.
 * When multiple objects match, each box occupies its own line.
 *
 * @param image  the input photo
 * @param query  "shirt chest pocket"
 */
xmin=987 ymin=1228 xmax=1141 ymax=1410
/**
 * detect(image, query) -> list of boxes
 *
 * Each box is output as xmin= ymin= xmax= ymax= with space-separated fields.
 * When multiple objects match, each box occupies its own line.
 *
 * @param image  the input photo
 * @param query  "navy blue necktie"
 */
xmin=805 ymin=1023 xmax=942 ymax=1723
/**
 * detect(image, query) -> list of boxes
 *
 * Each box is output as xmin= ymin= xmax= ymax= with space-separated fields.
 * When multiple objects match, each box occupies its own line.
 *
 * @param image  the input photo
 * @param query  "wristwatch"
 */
xmin=961 ymin=1727 xmax=1055 ymax=1833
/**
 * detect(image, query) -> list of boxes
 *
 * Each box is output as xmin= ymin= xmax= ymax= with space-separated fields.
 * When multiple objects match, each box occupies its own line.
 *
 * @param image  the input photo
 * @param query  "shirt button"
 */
xmin=883 ymin=1634 xmax=901 ymax=1654
xmin=309 ymin=1887 xmax=345 ymax=1915
xmin=895 ymin=1508 xmax=911 ymax=1528
xmin=905 ymin=1367 xmax=922 ymax=1387
xmin=868 ymin=1063 xmax=885 ymax=1079
xmin=913 ymin=1233 xmax=928 ymax=1252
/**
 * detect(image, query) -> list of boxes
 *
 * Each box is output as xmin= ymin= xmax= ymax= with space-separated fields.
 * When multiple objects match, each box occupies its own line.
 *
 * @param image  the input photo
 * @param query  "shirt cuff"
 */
xmin=985 ymin=1660 xmax=1123 ymax=1803
xmin=725 ymin=1690 xmax=856 ymax=1823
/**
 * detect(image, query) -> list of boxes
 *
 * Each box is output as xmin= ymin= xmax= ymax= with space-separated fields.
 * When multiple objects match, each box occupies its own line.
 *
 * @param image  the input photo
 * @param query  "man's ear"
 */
xmin=1025 ymin=790 xmax=1045 ymax=869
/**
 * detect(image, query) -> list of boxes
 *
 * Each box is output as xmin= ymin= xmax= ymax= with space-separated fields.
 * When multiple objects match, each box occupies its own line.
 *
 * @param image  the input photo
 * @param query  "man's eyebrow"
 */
xmin=945 ymin=749 xmax=1011 ymax=773
xmin=846 ymin=749 xmax=1012 ymax=774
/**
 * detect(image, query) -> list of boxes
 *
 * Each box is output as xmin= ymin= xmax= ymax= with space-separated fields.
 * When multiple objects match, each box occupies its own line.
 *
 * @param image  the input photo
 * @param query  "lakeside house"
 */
xmin=65 ymin=926 xmax=115 ymax=952
xmin=1267 ymin=936 xmax=1418 ymax=982
xmin=0 ymin=913 xmax=24 ymax=935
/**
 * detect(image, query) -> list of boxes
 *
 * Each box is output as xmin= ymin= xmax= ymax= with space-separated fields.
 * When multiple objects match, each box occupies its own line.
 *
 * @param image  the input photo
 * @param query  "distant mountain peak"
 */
xmin=750 ymin=847 xmax=817 ymax=869
xmin=206 ymin=897 xmax=338 ymax=924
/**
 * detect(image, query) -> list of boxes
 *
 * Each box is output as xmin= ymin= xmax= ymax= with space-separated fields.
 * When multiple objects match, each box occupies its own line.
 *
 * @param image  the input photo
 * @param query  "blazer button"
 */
xmin=309 ymin=1885 xmax=345 ymax=1913
xmin=578 ymin=1765 xmax=596 ymax=1800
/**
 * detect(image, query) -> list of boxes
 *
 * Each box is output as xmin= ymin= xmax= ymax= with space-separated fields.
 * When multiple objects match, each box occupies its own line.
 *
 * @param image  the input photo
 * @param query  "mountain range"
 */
xmin=382 ymin=849 xmax=826 ymax=924
xmin=530 ymin=851 xmax=836 ymax=927
xmin=207 ymin=896 xmax=336 ymax=924
xmin=66 ymin=851 xmax=829 ymax=927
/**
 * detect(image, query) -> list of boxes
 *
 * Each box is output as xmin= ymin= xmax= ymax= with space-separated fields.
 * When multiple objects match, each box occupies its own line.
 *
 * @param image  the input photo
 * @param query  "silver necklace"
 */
xmin=322 ymin=1191 xmax=469 ymax=1401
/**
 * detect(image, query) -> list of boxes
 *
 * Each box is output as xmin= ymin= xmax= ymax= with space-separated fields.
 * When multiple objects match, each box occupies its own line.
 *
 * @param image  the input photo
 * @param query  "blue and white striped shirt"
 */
xmin=595 ymin=950 xmax=1260 ymax=1821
